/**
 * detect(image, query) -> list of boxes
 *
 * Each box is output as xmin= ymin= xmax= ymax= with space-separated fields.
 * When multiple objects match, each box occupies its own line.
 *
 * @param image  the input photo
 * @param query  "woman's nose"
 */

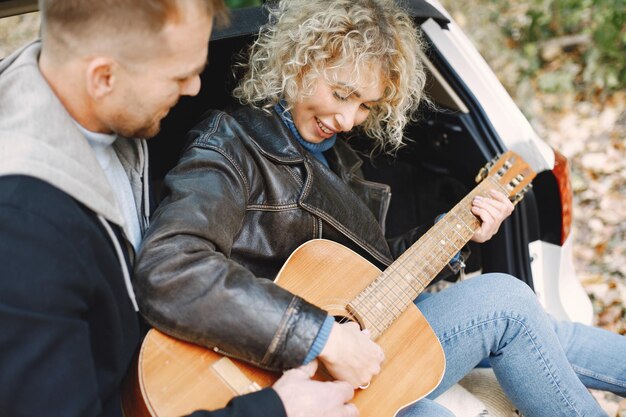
xmin=335 ymin=105 xmax=358 ymax=132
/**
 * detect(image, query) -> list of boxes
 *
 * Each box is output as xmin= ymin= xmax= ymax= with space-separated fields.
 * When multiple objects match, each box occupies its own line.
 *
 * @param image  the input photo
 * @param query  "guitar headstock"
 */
xmin=475 ymin=150 xmax=536 ymax=205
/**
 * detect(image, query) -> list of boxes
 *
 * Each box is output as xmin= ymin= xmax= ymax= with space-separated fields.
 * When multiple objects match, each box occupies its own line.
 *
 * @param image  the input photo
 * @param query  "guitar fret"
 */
xmin=365 ymin=278 xmax=400 ymax=326
xmin=437 ymin=230 xmax=463 ymax=264
xmin=380 ymin=279 xmax=404 ymax=315
xmin=487 ymin=176 xmax=509 ymax=196
xmin=395 ymin=259 xmax=426 ymax=296
xmin=351 ymin=289 xmax=387 ymax=336
xmin=351 ymin=262 xmax=430 ymax=337
xmin=442 ymin=216 xmax=469 ymax=245
xmin=389 ymin=273 xmax=414 ymax=305
xmin=370 ymin=289 xmax=396 ymax=325
xmin=447 ymin=211 xmax=473 ymax=240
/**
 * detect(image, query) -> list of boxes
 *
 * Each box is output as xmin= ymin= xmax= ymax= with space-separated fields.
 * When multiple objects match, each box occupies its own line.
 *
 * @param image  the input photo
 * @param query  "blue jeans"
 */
xmin=398 ymin=273 xmax=626 ymax=417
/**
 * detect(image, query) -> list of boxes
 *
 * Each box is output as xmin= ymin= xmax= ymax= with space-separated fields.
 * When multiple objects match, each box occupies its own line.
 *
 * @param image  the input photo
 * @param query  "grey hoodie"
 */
xmin=0 ymin=40 xmax=150 ymax=308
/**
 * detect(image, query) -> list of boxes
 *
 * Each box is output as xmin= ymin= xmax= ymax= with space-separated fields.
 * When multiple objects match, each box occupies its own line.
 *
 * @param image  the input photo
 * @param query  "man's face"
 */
xmin=106 ymin=4 xmax=213 ymax=139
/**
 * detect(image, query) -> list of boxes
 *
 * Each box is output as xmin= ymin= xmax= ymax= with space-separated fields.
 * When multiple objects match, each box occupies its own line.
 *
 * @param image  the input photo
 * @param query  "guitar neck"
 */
xmin=347 ymin=177 xmax=508 ymax=340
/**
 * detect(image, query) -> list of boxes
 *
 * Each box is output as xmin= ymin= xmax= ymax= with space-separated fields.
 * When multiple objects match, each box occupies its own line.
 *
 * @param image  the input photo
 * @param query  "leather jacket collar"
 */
xmin=232 ymin=106 xmax=305 ymax=164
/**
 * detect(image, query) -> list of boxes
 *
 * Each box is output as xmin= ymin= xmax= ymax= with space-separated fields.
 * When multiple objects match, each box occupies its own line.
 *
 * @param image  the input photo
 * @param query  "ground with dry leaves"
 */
xmin=538 ymin=92 xmax=626 ymax=416
xmin=1 ymin=5 xmax=624 ymax=415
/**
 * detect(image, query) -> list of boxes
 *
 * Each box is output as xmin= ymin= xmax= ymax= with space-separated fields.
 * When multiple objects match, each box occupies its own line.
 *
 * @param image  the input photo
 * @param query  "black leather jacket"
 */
xmin=134 ymin=106 xmax=437 ymax=371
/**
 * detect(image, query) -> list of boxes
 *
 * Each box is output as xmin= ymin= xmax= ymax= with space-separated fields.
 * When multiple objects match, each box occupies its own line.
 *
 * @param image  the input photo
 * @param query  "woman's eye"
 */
xmin=333 ymin=91 xmax=348 ymax=101
xmin=361 ymin=103 xmax=372 ymax=111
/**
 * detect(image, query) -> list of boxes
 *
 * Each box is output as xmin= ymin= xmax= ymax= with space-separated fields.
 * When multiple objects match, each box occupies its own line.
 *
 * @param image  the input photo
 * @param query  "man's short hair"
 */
xmin=40 ymin=0 xmax=227 ymax=51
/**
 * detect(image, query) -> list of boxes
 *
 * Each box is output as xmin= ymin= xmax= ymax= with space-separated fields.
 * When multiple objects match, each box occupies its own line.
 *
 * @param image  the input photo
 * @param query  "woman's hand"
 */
xmin=317 ymin=322 xmax=384 ymax=388
xmin=470 ymin=189 xmax=514 ymax=243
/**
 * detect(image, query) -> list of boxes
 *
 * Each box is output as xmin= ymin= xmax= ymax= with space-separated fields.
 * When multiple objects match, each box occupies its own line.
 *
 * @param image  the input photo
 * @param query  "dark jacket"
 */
xmin=0 ymin=176 xmax=141 ymax=417
xmin=135 ymin=106 xmax=437 ymax=371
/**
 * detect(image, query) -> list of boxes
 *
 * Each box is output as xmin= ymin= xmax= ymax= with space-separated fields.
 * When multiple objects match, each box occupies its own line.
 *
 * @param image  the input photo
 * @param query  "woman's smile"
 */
xmin=315 ymin=117 xmax=336 ymax=137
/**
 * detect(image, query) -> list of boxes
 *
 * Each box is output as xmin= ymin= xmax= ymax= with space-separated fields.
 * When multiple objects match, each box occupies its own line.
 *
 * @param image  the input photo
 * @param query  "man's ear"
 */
xmin=85 ymin=57 xmax=118 ymax=99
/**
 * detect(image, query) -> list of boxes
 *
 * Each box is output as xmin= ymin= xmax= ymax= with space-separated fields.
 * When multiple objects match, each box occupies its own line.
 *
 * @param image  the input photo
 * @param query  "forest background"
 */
xmin=1 ymin=0 xmax=624 ymax=414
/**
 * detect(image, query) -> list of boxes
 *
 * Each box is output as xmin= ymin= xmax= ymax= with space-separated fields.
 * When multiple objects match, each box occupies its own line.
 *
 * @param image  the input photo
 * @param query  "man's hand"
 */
xmin=470 ymin=189 xmax=514 ymax=243
xmin=273 ymin=360 xmax=358 ymax=417
xmin=317 ymin=322 xmax=384 ymax=388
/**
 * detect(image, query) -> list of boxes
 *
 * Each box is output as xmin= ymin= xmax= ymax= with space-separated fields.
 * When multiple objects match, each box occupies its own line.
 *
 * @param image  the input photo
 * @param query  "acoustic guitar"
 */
xmin=122 ymin=150 xmax=536 ymax=417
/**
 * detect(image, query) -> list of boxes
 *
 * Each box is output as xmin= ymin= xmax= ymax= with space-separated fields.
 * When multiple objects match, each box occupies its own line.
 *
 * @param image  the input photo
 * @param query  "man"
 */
xmin=0 ymin=1 xmax=356 ymax=416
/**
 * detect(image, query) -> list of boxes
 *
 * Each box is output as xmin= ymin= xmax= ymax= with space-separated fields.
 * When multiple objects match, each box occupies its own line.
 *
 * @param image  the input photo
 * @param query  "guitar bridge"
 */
xmin=212 ymin=357 xmax=262 ymax=395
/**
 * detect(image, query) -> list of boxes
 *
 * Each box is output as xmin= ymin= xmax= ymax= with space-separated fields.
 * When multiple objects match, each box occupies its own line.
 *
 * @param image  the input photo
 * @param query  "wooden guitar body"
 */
xmin=123 ymin=239 xmax=445 ymax=417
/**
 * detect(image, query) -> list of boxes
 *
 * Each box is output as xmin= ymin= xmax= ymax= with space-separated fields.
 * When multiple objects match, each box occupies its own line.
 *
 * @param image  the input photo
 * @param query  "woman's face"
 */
xmin=290 ymin=64 xmax=384 ymax=144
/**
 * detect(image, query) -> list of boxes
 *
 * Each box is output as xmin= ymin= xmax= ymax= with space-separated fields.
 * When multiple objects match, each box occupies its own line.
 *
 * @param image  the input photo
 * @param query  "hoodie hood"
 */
xmin=0 ymin=41 xmax=148 ymax=230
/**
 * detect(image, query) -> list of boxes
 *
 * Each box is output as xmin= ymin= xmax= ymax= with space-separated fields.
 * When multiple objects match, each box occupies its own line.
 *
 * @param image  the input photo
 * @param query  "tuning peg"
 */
xmin=475 ymin=154 xmax=500 ymax=183
xmin=475 ymin=166 xmax=488 ymax=183
xmin=509 ymin=183 xmax=534 ymax=206
xmin=522 ymin=183 xmax=533 ymax=194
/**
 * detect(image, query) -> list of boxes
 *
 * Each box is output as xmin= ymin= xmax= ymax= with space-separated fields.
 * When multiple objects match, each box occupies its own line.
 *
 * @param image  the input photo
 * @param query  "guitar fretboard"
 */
xmin=346 ymin=167 xmax=526 ymax=340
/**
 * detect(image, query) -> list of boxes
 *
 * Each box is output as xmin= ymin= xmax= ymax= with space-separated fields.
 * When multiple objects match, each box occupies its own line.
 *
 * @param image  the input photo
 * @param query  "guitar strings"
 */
xmin=349 ymin=191 xmax=481 ymax=338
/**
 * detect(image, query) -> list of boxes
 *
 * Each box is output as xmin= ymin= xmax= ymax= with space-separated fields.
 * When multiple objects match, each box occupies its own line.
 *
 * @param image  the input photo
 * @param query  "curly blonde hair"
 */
xmin=233 ymin=0 xmax=428 ymax=153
